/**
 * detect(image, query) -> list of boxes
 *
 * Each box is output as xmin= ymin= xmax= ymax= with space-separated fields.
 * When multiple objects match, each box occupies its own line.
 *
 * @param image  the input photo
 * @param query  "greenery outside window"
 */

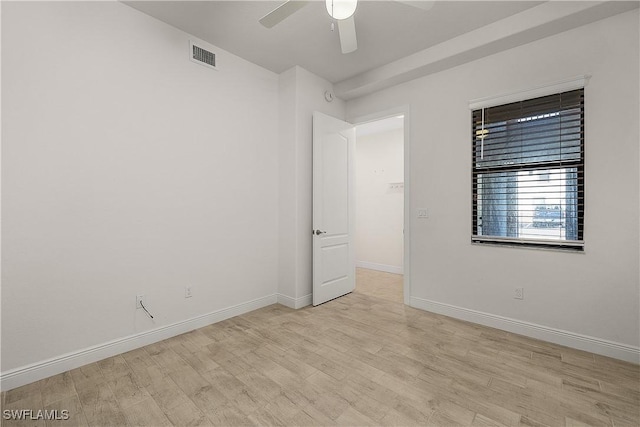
xmin=472 ymin=88 xmax=584 ymax=250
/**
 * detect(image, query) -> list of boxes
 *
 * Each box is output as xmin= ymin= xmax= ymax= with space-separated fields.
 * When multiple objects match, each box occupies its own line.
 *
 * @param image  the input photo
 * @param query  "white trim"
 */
xmin=356 ymin=261 xmax=403 ymax=275
xmin=469 ymin=75 xmax=591 ymax=110
xmin=410 ymin=296 xmax=640 ymax=364
xmin=277 ymin=293 xmax=312 ymax=309
xmin=472 ymin=235 xmax=585 ymax=248
xmin=402 ymin=109 xmax=411 ymax=307
xmin=0 ymin=294 xmax=278 ymax=391
xmin=349 ymin=105 xmax=411 ymax=306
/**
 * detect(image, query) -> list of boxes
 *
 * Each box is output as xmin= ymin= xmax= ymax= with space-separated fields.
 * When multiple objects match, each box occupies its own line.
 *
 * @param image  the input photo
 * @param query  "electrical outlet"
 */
xmin=185 ymin=286 xmax=193 ymax=298
xmin=417 ymin=209 xmax=428 ymax=218
xmin=514 ymin=288 xmax=524 ymax=300
xmin=136 ymin=295 xmax=145 ymax=309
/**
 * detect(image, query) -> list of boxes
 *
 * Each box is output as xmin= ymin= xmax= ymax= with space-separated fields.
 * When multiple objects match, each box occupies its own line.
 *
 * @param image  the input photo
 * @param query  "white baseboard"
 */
xmin=410 ymin=296 xmax=640 ymax=364
xmin=277 ymin=293 xmax=312 ymax=309
xmin=356 ymin=261 xmax=403 ymax=275
xmin=0 ymin=294 xmax=278 ymax=391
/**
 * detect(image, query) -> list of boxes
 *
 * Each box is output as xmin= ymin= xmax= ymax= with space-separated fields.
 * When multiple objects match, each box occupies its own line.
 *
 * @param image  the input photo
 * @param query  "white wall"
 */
xmin=277 ymin=68 xmax=298 ymax=303
xmin=278 ymin=66 xmax=345 ymax=308
xmin=355 ymin=129 xmax=404 ymax=273
xmin=1 ymin=1 xmax=280 ymax=381
xmin=347 ymin=10 xmax=640 ymax=360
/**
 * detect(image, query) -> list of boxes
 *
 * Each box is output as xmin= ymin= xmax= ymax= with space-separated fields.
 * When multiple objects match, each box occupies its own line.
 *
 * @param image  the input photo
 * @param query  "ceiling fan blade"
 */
xmin=396 ymin=0 xmax=435 ymax=11
xmin=259 ymin=1 xmax=310 ymax=28
xmin=337 ymin=16 xmax=357 ymax=54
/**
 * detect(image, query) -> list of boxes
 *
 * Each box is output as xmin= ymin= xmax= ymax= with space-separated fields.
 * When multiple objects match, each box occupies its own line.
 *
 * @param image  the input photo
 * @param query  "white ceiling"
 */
xmin=356 ymin=115 xmax=404 ymax=138
xmin=123 ymin=1 xmax=639 ymax=100
xmin=123 ymin=0 xmax=543 ymax=83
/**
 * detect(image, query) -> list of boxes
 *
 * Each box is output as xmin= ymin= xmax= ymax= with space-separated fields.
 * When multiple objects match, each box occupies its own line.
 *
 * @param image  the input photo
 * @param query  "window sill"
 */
xmin=471 ymin=238 xmax=585 ymax=253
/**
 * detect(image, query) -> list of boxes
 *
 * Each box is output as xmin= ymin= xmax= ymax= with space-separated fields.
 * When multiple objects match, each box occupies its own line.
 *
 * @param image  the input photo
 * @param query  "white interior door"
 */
xmin=312 ymin=112 xmax=356 ymax=306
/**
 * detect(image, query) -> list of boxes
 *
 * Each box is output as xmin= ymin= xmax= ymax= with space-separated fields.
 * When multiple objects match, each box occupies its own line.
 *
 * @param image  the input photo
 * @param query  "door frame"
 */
xmin=349 ymin=106 xmax=411 ymax=306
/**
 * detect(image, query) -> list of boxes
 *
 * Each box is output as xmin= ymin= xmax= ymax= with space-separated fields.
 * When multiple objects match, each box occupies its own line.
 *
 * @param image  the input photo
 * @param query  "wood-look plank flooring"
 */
xmin=355 ymin=268 xmax=403 ymax=304
xmin=1 ymin=269 xmax=638 ymax=426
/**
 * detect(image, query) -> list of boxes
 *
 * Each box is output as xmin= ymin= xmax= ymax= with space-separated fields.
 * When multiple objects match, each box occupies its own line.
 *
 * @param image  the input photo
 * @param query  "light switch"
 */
xmin=417 ymin=209 xmax=428 ymax=218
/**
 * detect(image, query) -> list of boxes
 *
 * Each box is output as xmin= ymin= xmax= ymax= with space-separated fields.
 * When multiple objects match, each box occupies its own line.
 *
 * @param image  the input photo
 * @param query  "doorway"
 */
xmin=353 ymin=114 xmax=407 ymax=304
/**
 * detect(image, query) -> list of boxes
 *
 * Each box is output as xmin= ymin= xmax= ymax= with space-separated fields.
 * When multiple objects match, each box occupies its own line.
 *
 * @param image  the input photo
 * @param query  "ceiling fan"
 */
xmin=259 ymin=0 xmax=435 ymax=54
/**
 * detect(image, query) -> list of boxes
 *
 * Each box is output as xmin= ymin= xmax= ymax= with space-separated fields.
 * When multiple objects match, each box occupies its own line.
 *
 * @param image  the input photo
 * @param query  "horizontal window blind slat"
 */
xmin=476 ymin=128 xmax=583 ymax=143
xmin=473 ymin=160 xmax=582 ymax=172
xmin=474 ymin=115 xmax=583 ymax=132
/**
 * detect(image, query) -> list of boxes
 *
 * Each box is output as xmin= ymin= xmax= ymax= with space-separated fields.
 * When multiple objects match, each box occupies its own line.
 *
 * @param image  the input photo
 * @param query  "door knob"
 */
xmin=314 ymin=229 xmax=327 ymax=236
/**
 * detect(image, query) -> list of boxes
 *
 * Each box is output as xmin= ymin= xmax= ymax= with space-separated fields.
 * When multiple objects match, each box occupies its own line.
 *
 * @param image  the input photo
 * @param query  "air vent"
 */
xmin=189 ymin=40 xmax=217 ymax=70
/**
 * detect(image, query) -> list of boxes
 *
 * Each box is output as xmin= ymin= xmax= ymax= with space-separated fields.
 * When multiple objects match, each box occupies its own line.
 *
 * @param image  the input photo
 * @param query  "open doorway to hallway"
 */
xmin=353 ymin=115 xmax=405 ymax=303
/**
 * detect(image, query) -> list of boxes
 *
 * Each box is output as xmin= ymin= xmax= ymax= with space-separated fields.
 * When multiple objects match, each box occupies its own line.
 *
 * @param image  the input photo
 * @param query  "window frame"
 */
xmin=469 ymin=79 xmax=587 ymax=251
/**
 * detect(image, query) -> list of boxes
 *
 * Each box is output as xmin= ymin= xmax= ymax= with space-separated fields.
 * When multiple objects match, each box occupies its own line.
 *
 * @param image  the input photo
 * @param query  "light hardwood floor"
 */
xmin=355 ymin=268 xmax=403 ymax=304
xmin=1 ymin=269 xmax=638 ymax=426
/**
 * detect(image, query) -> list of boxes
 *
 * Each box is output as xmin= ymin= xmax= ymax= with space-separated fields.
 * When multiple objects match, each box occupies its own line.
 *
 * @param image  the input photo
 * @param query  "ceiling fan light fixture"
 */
xmin=326 ymin=0 xmax=358 ymax=20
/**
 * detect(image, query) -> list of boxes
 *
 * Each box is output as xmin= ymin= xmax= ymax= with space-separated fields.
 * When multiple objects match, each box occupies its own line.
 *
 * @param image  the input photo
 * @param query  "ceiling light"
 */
xmin=326 ymin=0 xmax=358 ymax=20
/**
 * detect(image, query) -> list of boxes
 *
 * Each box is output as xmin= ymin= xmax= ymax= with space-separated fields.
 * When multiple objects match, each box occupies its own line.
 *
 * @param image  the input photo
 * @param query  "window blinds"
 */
xmin=472 ymin=89 xmax=584 ymax=249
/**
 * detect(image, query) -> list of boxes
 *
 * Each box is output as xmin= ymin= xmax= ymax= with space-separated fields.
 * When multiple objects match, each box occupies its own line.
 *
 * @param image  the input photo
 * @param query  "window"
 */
xmin=472 ymin=89 xmax=584 ymax=250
